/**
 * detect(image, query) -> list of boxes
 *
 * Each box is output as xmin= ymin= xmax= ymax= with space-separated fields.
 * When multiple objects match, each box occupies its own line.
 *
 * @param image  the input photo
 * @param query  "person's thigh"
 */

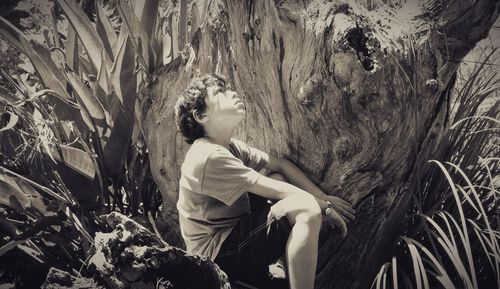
xmin=214 ymin=203 xmax=291 ymax=287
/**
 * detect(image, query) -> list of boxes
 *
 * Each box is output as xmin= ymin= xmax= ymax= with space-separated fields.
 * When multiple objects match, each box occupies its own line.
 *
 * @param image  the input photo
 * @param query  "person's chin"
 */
xmin=235 ymin=113 xmax=246 ymax=122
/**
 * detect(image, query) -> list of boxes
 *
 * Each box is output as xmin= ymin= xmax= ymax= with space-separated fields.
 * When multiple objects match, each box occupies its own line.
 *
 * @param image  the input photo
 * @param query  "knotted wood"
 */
xmin=140 ymin=1 xmax=499 ymax=288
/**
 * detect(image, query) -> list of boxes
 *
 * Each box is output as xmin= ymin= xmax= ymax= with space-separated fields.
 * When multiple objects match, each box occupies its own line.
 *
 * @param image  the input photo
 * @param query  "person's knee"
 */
xmin=267 ymin=172 xmax=287 ymax=183
xmin=273 ymin=194 xmax=321 ymax=227
xmin=295 ymin=194 xmax=322 ymax=225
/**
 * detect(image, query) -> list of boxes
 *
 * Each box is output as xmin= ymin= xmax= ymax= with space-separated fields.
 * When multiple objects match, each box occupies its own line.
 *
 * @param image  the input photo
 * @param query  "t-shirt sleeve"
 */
xmin=231 ymin=139 xmax=270 ymax=172
xmin=201 ymin=149 xmax=262 ymax=205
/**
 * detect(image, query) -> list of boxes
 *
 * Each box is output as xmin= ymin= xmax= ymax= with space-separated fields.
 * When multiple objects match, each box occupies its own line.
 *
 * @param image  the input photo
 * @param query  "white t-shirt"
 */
xmin=177 ymin=137 xmax=270 ymax=260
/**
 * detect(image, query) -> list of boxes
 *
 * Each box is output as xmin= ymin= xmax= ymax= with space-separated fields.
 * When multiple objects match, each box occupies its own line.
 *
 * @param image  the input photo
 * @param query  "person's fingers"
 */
xmin=333 ymin=196 xmax=352 ymax=207
xmin=329 ymin=210 xmax=348 ymax=238
xmin=341 ymin=209 xmax=355 ymax=221
xmin=340 ymin=223 xmax=347 ymax=237
xmin=343 ymin=204 xmax=356 ymax=215
xmin=326 ymin=213 xmax=338 ymax=228
xmin=336 ymin=216 xmax=348 ymax=238
xmin=328 ymin=197 xmax=355 ymax=214
xmin=332 ymin=205 xmax=355 ymax=221
xmin=335 ymin=201 xmax=355 ymax=214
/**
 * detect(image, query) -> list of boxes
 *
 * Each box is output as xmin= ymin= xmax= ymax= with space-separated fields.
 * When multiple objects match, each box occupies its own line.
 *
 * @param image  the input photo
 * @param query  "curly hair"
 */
xmin=174 ymin=73 xmax=229 ymax=144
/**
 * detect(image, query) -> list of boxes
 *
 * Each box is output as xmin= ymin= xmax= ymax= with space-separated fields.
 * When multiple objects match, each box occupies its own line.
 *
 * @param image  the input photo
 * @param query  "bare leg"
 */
xmin=268 ymin=173 xmax=322 ymax=289
xmin=267 ymin=172 xmax=287 ymax=182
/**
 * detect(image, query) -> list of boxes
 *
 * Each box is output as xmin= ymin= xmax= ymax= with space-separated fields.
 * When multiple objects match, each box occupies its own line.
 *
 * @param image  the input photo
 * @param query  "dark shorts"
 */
xmin=214 ymin=195 xmax=292 ymax=289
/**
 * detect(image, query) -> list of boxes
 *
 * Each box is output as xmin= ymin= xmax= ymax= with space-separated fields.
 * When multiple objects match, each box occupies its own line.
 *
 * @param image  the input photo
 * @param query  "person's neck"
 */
xmin=204 ymin=127 xmax=234 ymax=149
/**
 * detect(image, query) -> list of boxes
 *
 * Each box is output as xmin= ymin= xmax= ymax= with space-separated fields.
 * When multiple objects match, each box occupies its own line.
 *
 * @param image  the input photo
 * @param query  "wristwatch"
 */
xmin=324 ymin=200 xmax=333 ymax=215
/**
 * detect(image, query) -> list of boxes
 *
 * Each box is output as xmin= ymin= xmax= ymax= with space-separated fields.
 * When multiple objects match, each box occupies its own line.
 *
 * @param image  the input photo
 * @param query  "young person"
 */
xmin=174 ymin=73 xmax=355 ymax=289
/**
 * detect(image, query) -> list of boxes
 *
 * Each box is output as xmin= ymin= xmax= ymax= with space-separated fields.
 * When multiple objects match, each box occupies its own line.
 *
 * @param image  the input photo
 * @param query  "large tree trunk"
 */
xmin=139 ymin=0 xmax=499 ymax=288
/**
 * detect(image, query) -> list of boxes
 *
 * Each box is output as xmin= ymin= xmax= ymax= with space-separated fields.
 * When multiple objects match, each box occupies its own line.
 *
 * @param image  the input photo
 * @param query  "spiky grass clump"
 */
xmin=373 ymin=160 xmax=499 ymax=289
xmin=372 ymin=49 xmax=499 ymax=289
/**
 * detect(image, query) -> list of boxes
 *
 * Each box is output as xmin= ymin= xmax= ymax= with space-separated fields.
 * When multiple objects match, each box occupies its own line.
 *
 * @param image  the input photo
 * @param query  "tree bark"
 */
xmin=139 ymin=0 xmax=500 ymax=288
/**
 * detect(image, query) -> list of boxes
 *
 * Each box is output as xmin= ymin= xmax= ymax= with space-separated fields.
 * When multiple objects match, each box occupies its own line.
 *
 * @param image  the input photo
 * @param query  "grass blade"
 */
xmin=450 ymin=116 xmax=500 ymax=129
xmin=456 ymin=184 xmax=480 ymax=215
xmin=372 ymin=262 xmax=388 ymax=289
xmin=431 ymin=160 xmax=477 ymax=288
xmin=468 ymin=219 xmax=497 ymax=274
xmin=392 ymin=257 xmax=398 ymax=289
xmin=403 ymin=238 xmax=424 ymax=289
xmin=426 ymin=213 xmax=474 ymax=288
xmin=447 ymin=161 xmax=499 ymax=288
xmin=406 ymin=237 xmax=455 ymax=289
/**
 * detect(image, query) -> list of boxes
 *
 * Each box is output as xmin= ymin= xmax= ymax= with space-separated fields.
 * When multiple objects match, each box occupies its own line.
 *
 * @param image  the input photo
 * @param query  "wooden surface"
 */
xmin=139 ymin=1 xmax=500 ymax=288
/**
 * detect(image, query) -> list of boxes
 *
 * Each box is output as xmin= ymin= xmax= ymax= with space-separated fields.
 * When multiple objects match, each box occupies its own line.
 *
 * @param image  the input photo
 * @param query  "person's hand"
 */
xmin=325 ymin=195 xmax=355 ymax=223
xmin=323 ymin=196 xmax=355 ymax=237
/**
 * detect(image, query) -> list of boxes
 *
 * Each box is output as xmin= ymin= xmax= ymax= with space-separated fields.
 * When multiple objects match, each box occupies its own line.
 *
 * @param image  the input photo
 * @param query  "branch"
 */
xmin=422 ymin=0 xmax=500 ymax=61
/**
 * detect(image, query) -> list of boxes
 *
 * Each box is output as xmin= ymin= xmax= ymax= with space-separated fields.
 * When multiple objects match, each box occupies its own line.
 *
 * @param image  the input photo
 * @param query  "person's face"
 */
xmin=202 ymin=83 xmax=246 ymax=126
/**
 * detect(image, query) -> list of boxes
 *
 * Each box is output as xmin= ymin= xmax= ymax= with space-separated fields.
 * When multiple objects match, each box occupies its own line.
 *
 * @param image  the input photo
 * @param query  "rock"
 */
xmin=88 ymin=212 xmax=230 ymax=289
xmin=42 ymin=268 xmax=105 ymax=289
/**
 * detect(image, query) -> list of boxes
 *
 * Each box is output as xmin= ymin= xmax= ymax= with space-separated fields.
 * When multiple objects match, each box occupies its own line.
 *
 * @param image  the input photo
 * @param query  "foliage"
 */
xmin=372 ymin=50 xmax=500 ymax=289
xmin=0 ymin=0 xmax=497 ymax=288
xmin=0 ymin=0 xmax=195 ymax=286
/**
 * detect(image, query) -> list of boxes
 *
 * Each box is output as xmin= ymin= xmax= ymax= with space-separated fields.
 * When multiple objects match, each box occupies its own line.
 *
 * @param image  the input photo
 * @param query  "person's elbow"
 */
xmin=266 ymin=155 xmax=292 ymax=174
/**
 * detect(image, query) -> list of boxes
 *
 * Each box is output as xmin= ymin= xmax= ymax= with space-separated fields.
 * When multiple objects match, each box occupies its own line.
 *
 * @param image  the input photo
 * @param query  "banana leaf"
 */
xmin=178 ymin=0 xmax=188 ymax=50
xmin=64 ymin=68 xmax=110 ymax=140
xmin=0 ymin=172 xmax=47 ymax=215
xmin=131 ymin=0 xmax=159 ymax=40
xmin=50 ymin=144 xmax=96 ymax=180
xmin=191 ymin=2 xmax=200 ymax=42
xmin=78 ymin=53 xmax=95 ymax=77
xmin=90 ymin=49 xmax=111 ymax=114
xmin=200 ymin=0 xmax=210 ymax=24
xmin=0 ymin=17 xmax=71 ymax=102
xmin=160 ymin=32 xmax=172 ymax=66
xmin=65 ymin=24 xmax=79 ymax=74
xmin=0 ymin=86 xmax=21 ymax=104
xmin=95 ymin=0 xmax=118 ymax=62
xmin=116 ymin=0 xmax=155 ymax=71
xmin=49 ymin=6 xmax=61 ymax=49
xmin=55 ymin=0 xmax=112 ymax=73
xmin=171 ymin=12 xmax=179 ymax=60
xmin=105 ymin=31 xmax=136 ymax=175
xmin=0 ymin=17 xmax=86 ymax=125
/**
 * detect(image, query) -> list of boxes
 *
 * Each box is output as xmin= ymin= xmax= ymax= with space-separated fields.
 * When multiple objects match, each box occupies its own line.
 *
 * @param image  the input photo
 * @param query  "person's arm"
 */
xmin=264 ymin=155 xmax=355 ymax=223
xmin=248 ymin=174 xmax=326 ymax=207
xmin=265 ymin=155 xmax=326 ymax=199
xmin=247 ymin=169 xmax=351 ymax=237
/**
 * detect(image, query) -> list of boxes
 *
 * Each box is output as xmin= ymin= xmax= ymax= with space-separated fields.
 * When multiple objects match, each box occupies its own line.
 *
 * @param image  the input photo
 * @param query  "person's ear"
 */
xmin=192 ymin=109 xmax=209 ymax=123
